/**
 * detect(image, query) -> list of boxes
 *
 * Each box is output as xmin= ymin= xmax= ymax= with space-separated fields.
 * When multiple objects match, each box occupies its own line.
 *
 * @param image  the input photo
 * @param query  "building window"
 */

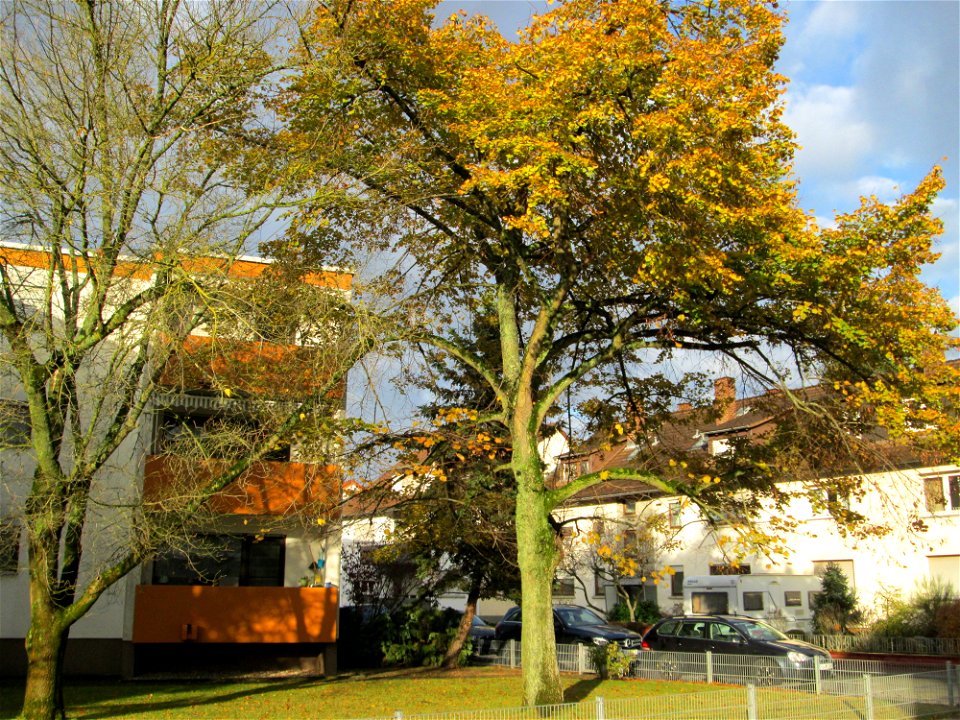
xmin=594 ymin=572 xmax=605 ymax=597
xmin=1 ymin=401 xmax=31 ymax=448
xmin=151 ymin=534 xmax=285 ymax=587
xmin=669 ymin=502 xmax=682 ymax=528
xmin=924 ymin=475 xmax=960 ymax=513
xmin=692 ymin=592 xmax=729 ymax=614
xmin=813 ymin=560 xmax=855 ymax=588
xmin=553 ymin=577 xmax=575 ymax=597
xmin=927 ymin=556 xmax=959 ymax=594
xmin=670 ymin=567 xmax=684 ymax=597
xmin=0 ymin=519 xmax=21 ymax=575
xmin=784 ymin=590 xmax=802 ymax=607
xmin=743 ymin=592 xmax=764 ymax=611
xmin=710 ymin=563 xmax=751 ymax=576
xmin=819 ymin=487 xmax=851 ymax=512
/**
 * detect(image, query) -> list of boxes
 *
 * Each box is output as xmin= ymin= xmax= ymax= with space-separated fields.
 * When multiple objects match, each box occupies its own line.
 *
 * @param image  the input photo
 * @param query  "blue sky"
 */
xmin=440 ymin=0 xmax=960 ymax=326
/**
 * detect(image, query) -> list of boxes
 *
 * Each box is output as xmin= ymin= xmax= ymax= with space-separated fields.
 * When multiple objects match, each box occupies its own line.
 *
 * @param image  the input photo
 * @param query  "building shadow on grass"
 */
xmin=1 ymin=677 xmax=318 ymax=720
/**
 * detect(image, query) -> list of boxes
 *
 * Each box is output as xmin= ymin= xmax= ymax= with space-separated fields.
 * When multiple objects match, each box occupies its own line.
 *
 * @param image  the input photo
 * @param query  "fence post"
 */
xmin=705 ymin=651 xmax=713 ymax=684
xmin=578 ymin=644 xmax=587 ymax=675
xmin=596 ymin=695 xmax=605 ymax=720
xmin=746 ymin=684 xmax=758 ymax=720
xmin=947 ymin=661 xmax=956 ymax=707
xmin=509 ymin=639 xmax=518 ymax=669
xmin=814 ymin=655 xmax=822 ymax=695
xmin=863 ymin=674 xmax=874 ymax=720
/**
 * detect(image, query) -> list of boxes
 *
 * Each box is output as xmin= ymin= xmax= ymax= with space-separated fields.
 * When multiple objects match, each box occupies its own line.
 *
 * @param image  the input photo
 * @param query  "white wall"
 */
xmin=554 ymin=464 xmax=960 ymax=621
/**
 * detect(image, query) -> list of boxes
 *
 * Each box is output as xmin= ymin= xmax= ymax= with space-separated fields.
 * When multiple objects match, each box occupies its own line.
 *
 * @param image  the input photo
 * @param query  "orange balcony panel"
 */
xmin=143 ymin=455 xmax=341 ymax=517
xmin=159 ymin=335 xmax=345 ymax=400
xmin=132 ymin=585 xmax=338 ymax=644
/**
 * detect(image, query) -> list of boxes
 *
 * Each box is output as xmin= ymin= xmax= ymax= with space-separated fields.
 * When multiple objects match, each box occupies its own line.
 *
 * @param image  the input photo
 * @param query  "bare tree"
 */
xmin=0 ymin=2 xmax=381 ymax=718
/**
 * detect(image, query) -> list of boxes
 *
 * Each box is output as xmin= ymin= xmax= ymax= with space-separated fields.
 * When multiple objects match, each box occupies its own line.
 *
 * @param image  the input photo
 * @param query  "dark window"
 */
xmin=784 ymin=590 xmax=802 ymax=607
xmin=950 ymin=476 xmax=960 ymax=511
xmin=658 ymin=620 xmax=681 ymax=636
xmin=0 ymin=519 xmax=21 ymax=575
xmin=710 ymin=563 xmax=751 ymax=575
xmin=743 ymin=592 xmax=764 ymax=611
xmin=154 ymin=410 xmax=290 ymax=461
xmin=594 ymin=571 xmax=605 ymax=597
xmin=1 ymin=401 xmax=31 ymax=448
xmin=152 ymin=535 xmax=285 ymax=587
xmin=692 ymin=591 xmax=729 ymax=614
xmin=679 ymin=621 xmax=707 ymax=638
xmin=553 ymin=577 xmax=575 ymax=597
xmin=670 ymin=568 xmax=684 ymax=597
xmin=808 ymin=590 xmax=821 ymax=608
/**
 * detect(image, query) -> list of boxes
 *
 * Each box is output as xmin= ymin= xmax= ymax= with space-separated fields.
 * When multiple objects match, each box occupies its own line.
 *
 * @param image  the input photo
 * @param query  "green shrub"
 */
xmin=812 ymin=564 xmax=863 ymax=635
xmin=608 ymin=600 xmax=661 ymax=625
xmin=589 ymin=642 xmax=634 ymax=679
xmin=869 ymin=578 xmax=958 ymax=639
xmin=381 ymin=605 xmax=469 ymax=667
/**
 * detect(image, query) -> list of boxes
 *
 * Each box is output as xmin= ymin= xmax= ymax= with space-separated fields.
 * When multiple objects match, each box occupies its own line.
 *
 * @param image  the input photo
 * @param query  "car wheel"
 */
xmin=754 ymin=657 xmax=781 ymax=686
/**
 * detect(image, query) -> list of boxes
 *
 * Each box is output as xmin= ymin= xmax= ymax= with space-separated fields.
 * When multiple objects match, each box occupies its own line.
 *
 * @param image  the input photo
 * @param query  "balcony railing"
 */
xmin=159 ymin=334 xmax=345 ymax=400
xmin=132 ymin=585 xmax=338 ymax=644
xmin=143 ymin=455 xmax=340 ymax=516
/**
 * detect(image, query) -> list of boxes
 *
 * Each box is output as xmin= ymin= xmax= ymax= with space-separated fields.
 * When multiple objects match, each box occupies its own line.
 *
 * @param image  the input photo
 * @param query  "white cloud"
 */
xmin=800 ymin=1 xmax=860 ymax=41
xmin=783 ymin=85 xmax=873 ymax=181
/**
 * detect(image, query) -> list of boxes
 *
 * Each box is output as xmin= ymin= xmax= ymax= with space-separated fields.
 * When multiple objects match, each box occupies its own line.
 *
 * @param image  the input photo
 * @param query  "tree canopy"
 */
xmin=279 ymin=0 xmax=957 ymax=705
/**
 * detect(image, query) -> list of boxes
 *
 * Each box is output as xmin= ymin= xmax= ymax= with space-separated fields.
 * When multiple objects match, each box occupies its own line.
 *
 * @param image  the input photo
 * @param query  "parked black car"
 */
xmin=495 ymin=604 xmax=643 ymax=648
xmin=468 ymin=615 xmax=496 ymax=655
xmin=641 ymin=615 xmax=833 ymax=683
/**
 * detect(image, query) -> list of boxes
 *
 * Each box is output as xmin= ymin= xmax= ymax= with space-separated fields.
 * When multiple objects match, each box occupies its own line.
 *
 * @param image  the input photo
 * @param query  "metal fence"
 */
xmin=812 ymin=635 xmax=960 ymax=657
xmin=416 ymin=641 xmax=960 ymax=720
xmin=357 ymin=673 xmax=958 ymax=720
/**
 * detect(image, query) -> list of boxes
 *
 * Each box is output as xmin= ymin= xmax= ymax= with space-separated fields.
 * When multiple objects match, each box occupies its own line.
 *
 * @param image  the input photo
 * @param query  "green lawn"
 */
xmin=0 ymin=668 xmax=706 ymax=720
xmin=2 ymin=668 xmax=956 ymax=720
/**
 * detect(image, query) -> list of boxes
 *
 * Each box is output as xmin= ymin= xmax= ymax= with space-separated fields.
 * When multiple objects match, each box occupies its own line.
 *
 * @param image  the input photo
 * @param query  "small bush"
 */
xmin=869 ymin=578 xmax=958 ymax=639
xmin=590 ymin=642 xmax=633 ymax=679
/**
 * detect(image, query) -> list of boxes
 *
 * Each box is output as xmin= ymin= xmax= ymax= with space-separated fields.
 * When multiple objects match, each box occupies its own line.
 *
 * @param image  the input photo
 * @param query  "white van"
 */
xmin=682 ymin=574 xmax=822 ymax=636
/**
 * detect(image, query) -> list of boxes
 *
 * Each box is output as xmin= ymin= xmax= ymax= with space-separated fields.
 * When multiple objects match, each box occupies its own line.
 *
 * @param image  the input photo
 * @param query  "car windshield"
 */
xmin=555 ymin=607 xmax=606 ymax=626
xmin=472 ymin=616 xmax=490 ymax=627
xmin=731 ymin=620 xmax=788 ymax=641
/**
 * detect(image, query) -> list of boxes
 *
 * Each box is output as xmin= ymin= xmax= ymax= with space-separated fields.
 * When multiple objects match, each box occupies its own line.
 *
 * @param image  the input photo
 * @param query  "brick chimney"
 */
xmin=714 ymin=377 xmax=737 ymax=423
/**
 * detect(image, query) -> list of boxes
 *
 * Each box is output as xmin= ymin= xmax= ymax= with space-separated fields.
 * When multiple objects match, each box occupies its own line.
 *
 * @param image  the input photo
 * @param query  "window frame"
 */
xmin=668 ymin=501 xmax=682 ymax=528
xmin=0 ymin=519 xmax=22 ymax=575
xmin=0 ymin=400 xmax=31 ymax=448
xmin=923 ymin=474 xmax=960 ymax=513
xmin=670 ymin=567 xmax=684 ymax=597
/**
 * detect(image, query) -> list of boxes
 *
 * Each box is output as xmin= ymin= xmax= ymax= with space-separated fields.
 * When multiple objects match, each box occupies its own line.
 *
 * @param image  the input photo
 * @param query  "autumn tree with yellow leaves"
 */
xmin=279 ymin=0 xmax=958 ymax=705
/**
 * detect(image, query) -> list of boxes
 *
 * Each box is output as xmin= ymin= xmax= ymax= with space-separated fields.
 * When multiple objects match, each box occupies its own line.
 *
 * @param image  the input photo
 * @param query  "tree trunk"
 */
xmin=516 ymin=477 xmax=563 ymax=707
xmin=442 ymin=583 xmax=481 ymax=669
xmin=21 ymin=605 xmax=67 ymax=720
